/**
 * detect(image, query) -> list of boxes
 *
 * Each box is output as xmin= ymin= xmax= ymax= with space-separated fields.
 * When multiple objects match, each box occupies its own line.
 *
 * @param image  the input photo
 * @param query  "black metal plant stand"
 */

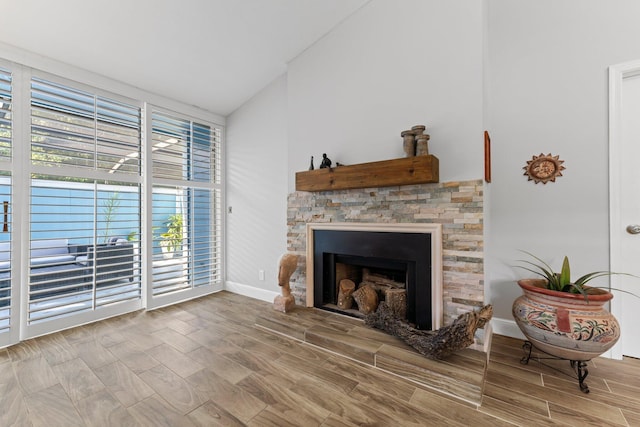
xmin=520 ymin=340 xmax=591 ymax=393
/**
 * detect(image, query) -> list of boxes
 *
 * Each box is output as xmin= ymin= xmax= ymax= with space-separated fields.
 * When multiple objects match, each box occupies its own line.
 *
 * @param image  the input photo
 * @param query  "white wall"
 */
xmin=226 ymin=0 xmax=640 ymax=336
xmin=226 ymin=0 xmax=484 ymax=300
xmin=486 ymin=0 xmax=640 ymax=329
xmin=287 ymin=0 xmax=484 ymax=190
xmin=225 ymin=74 xmax=288 ymax=300
xmin=0 ymin=42 xmax=225 ymax=126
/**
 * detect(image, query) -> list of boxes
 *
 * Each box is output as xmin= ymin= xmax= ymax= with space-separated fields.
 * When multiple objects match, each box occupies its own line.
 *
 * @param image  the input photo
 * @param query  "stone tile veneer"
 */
xmin=287 ymin=179 xmax=484 ymax=326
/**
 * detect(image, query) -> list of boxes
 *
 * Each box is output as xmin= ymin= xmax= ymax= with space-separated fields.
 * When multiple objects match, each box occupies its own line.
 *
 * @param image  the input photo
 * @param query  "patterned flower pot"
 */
xmin=512 ymin=279 xmax=620 ymax=361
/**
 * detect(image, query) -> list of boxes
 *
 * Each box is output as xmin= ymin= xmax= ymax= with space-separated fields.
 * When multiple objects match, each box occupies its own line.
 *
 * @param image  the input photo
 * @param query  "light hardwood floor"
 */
xmin=1 ymin=291 xmax=639 ymax=426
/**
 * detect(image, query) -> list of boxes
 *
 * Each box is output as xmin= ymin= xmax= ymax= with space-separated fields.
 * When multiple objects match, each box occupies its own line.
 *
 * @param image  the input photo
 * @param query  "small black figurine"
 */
xmin=319 ymin=153 xmax=332 ymax=169
xmin=309 ymin=156 xmax=314 ymax=170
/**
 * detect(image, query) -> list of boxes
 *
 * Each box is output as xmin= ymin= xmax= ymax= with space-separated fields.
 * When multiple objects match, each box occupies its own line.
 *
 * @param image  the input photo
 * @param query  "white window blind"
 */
xmin=29 ymin=178 xmax=141 ymax=323
xmin=31 ymin=77 xmax=141 ymax=174
xmin=151 ymin=113 xmax=222 ymax=183
xmin=0 ymin=68 xmax=11 ymax=161
xmin=28 ymin=77 xmax=142 ymax=325
xmin=0 ymin=174 xmax=11 ymax=334
xmin=151 ymin=112 xmax=222 ymax=297
xmin=0 ymin=67 xmax=11 ymax=335
xmin=0 ymin=62 xmax=225 ymax=346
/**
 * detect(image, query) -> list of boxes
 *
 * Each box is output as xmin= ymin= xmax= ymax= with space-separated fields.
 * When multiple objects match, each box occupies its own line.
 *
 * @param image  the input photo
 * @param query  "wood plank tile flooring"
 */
xmin=256 ymin=305 xmax=489 ymax=407
xmin=0 ymin=291 xmax=638 ymax=426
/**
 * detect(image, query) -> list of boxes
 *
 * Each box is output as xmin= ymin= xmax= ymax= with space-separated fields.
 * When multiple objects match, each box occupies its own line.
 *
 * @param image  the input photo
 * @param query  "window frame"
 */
xmin=24 ymin=71 xmax=145 ymax=338
xmin=144 ymin=105 xmax=224 ymax=309
xmin=0 ymin=61 xmax=13 ymax=348
xmin=0 ymin=61 xmax=225 ymax=346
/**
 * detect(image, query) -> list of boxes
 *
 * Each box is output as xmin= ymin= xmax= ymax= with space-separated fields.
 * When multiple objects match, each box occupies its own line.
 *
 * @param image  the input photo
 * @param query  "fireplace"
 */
xmin=306 ymin=223 xmax=442 ymax=330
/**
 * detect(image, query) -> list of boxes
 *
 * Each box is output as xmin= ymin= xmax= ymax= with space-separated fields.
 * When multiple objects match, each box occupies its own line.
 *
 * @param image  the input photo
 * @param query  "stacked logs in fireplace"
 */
xmin=333 ymin=264 xmax=493 ymax=360
xmin=336 ymin=267 xmax=408 ymax=320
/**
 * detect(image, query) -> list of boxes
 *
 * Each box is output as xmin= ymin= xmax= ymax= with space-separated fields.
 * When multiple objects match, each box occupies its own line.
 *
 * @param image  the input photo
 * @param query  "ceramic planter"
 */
xmin=512 ymin=279 xmax=620 ymax=361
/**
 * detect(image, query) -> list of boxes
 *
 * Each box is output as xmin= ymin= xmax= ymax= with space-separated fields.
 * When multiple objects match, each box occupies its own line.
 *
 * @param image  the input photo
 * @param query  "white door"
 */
xmin=609 ymin=60 xmax=640 ymax=359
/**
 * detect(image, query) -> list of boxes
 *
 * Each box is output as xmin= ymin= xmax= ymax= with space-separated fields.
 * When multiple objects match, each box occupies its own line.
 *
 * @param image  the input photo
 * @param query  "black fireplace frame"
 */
xmin=313 ymin=229 xmax=433 ymax=329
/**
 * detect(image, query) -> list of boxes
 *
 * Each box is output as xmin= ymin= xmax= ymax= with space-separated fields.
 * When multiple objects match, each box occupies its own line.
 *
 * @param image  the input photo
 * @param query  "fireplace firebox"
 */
xmin=312 ymin=229 xmax=433 ymax=329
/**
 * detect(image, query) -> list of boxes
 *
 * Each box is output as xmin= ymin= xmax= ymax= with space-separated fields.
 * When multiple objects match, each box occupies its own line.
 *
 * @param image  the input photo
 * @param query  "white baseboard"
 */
xmin=490 ymin=317 xmax=526 ymax=340
xmin=224 ymin=281 xmax=279 ymax=303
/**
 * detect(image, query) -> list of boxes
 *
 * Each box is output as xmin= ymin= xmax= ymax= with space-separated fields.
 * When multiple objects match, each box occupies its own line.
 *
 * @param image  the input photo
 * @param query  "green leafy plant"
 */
xmin=160 ymin=214 xmax=183 ymax=253
xmin=515 ymin=250 xmax=636 ymax=299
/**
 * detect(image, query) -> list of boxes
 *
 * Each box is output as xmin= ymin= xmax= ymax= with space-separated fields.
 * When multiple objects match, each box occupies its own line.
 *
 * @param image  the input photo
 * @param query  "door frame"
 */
xmin=608 ymin=59 xmax=640 ymax=359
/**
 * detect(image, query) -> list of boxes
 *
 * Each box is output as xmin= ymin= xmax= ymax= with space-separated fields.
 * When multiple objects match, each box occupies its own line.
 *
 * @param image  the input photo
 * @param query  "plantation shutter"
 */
xmin=0 ymin=174 xmax=10 ymax=335
xmin=0 ymin=67 xmax=11 ymax=338
xmin=151 ymin=111 xmax=222 ymax=298
xmin=28 ymin=76 xmax=142 ymax=328
xmin=31 ymin=77 xmax=141 ymax=174
xmin=0 ymin=68 xmax=11 ymax=161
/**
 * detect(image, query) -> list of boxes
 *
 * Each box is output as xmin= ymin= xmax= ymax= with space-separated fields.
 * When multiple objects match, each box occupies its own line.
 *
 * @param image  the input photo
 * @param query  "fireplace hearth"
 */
xmin=305 ymin=222 xmax=443 ymax=330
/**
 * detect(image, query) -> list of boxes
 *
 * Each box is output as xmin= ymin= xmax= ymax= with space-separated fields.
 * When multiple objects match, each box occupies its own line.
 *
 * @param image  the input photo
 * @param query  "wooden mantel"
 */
xmin=295 ymin=155 xmax=439 ymax=192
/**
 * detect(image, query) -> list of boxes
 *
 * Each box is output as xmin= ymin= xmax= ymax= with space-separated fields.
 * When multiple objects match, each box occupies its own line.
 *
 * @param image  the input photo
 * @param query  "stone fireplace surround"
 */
xmin=287 ymin=179 xmax=484 ymax=327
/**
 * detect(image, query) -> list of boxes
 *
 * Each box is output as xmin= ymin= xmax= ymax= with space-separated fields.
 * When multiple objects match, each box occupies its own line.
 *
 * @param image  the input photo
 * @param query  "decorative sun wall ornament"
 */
xmin=523 ymin=153 xmax=565 ymax=184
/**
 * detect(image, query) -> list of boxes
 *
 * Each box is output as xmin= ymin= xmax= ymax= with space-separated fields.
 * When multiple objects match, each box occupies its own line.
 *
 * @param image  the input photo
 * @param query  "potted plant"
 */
xmin=512 ymin=252 xmax=626 ymax=362
xmin=159 ymin=214 xmax=183 ymax=257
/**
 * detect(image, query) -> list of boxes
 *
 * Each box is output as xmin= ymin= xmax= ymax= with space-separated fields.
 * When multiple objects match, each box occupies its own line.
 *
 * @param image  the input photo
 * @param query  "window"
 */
xmin=0 ymin=175 xmax=10 ymax=335
xmin=0 ymin=61 xmax=224 ymax=346
xmin=150 ymin=111 xmax=222 ymax=301
xmin=0 ymin=67 xmax=10 ymax=161
xmin=31 ymin=77 xmax=141 ymax=173
xmin=0 ymin=67 xmax=11 ymax=338
xmin=28 ymin=76 xmax=142 ymax=328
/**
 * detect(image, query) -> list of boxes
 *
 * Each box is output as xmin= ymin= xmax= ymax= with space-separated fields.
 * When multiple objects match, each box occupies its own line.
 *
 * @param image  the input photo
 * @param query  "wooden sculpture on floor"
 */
xmin=365 ymin=302 xmax=493 ymax=359
xmin=273 ymin=253 xmax=299 ymax=313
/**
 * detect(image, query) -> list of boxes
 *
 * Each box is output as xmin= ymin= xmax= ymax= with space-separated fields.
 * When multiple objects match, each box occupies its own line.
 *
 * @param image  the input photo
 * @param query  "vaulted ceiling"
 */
xmin=0 ymin=0 xmax=369 ymax=116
